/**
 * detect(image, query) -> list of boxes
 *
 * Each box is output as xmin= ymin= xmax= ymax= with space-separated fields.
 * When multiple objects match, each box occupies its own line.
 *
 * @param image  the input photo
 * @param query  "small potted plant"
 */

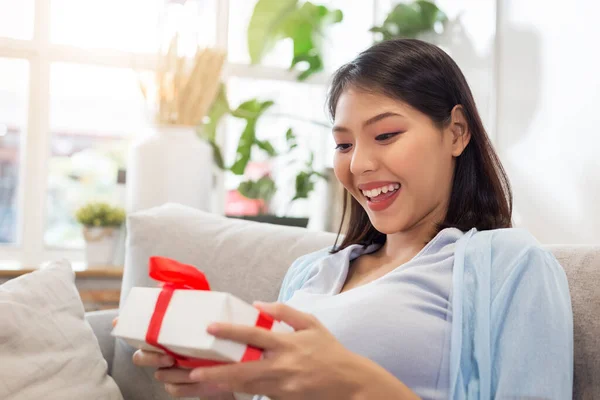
xmin=75 ymin=202 xmax=126 ymax=267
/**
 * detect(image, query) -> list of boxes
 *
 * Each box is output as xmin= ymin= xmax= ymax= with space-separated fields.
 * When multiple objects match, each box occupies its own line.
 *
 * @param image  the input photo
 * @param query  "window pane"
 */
xmin=46 ymin=63 xmax=146 ymax=248
xmin=228 ymin=0 xmax=374 ymax=71
xmin=0 ymin=59 xmax=28 ymax=245
xmin=50 ymin=0 xmax=216 ymax=53
xmin=322 ymin=0 xmax=375 ymax=70
xmin=0 ymin=0 xmax=34 ymax=40
xmin=225 ymin=78 xmax=330 ymax=217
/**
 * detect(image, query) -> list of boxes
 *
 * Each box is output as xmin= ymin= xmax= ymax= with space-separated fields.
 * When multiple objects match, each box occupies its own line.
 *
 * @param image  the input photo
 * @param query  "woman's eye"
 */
xmin=335 ymin=143 xmax=352 ymax=152
xmin=375 ymin=132 xmax=401 ymax=141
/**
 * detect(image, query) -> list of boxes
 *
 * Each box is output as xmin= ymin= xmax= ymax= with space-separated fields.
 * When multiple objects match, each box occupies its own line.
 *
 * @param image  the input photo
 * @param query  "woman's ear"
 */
xmin=449 ymin=105 xmax=471 ymax=157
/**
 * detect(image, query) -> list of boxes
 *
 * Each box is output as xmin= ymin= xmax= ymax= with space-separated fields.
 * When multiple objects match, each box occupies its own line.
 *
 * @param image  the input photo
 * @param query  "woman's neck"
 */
xmin=378 ymin=205 xmax=446 ymax=263
xmin=379 ymin=224 xmax=436 ymax=263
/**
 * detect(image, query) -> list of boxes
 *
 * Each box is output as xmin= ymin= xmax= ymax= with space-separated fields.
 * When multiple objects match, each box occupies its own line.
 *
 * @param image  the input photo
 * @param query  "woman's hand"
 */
xmin=186 ymin=302 xmax=379 ymax=400
xmin=113 ymin=317 xmax=234 ymax=399
xmin=132 ymin=350 xmax=235 ymax=399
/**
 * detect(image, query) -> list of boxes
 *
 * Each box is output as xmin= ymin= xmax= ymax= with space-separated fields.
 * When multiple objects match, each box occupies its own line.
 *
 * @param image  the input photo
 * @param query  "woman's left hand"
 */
xmin=187 ymin=302 xmax=367 ymax=400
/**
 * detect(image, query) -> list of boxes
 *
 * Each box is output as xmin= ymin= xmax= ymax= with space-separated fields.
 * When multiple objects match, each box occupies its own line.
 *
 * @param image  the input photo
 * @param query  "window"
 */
xmin=0 ymin=0 xmax=496 ymax=267
xmin=0 ymin=0 xmax=34 ymax=40
xmin=46 ymin=63 xmax=144 ymax=248
xmin=0 ymin=58 xmax=28 ymax=245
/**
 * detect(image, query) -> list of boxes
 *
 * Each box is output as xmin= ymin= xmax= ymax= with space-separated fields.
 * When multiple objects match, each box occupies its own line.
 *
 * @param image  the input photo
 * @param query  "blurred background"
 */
xmin=0 ymin=0 xmax=598 ymax=270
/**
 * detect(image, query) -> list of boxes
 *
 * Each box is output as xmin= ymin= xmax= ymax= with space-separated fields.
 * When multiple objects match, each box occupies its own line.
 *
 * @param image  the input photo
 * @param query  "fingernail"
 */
xmin=253 ymin=301 xmax=268 ymax=308
xmin=206 ymin=323 xmax=218 ymax=334
xmin=190 ymin=369 xmax=204 ymax=381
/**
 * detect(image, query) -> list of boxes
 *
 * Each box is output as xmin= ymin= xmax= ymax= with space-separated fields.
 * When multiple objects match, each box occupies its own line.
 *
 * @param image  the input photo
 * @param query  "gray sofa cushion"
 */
xmin=547 ymin=245 xmax=600 ymax=399
xmin=112 ymin=204 xmax=336 ymax=400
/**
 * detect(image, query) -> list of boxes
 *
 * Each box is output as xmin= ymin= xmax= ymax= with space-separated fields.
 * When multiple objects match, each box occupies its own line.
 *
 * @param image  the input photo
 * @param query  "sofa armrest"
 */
xmin=86 ymin=308 xmax=118 ymax=375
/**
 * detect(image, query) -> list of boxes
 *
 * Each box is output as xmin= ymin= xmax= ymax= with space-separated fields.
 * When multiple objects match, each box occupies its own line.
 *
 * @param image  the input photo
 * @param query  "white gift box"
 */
xmin=112 ymin=287 xmax=293 ymax=363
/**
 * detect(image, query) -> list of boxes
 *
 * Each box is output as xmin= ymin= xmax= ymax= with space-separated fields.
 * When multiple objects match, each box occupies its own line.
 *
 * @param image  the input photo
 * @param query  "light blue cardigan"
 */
xmin=277 ymin=228 xmax=574 ymax=399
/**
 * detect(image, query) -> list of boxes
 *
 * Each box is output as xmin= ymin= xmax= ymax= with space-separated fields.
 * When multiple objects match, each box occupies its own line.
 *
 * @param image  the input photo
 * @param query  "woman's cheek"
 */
xmin=333 ymin=153 xmax=349 ymax=182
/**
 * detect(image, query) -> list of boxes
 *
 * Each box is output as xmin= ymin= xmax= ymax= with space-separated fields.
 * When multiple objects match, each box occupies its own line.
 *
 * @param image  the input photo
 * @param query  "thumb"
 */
xmin=253 ymin=301 xmax=319 ymax=331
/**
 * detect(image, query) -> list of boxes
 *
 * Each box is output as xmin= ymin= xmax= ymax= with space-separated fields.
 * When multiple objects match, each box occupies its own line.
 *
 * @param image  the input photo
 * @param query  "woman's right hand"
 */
xmin=132 ymin=349 xmax=236 ymax=399
xmin=113 ymin=317 xmax=234 ymax=399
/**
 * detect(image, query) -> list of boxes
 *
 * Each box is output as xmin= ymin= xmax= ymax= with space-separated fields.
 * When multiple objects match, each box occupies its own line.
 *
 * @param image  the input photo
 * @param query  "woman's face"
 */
xmin=332 ymin=88 xmax=469 ymax=235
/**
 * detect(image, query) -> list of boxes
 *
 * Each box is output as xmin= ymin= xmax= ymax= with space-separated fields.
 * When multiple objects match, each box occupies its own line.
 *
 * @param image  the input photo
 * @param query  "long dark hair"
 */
xmin=328 ymin=39 xmax=512 ymax=252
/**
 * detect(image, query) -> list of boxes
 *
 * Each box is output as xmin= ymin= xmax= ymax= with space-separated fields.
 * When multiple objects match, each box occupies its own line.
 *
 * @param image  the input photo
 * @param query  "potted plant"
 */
xmin=75 ymin=202 xmax=126 ymax=267
xmin=199 ymin=88 xmax=327 ymax=227
xmin=196 ymin=0 xmax=340 ymax=226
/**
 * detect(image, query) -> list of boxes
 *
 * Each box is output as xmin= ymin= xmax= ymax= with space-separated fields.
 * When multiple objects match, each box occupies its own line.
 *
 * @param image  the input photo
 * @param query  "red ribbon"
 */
xmin=145 ymin=256 xmax=274 ymax=368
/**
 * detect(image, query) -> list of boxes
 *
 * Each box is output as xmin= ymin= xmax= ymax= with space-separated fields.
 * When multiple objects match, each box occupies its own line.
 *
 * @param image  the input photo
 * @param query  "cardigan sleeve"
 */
xmin=490 ymin=247 xmax=573 ymax=399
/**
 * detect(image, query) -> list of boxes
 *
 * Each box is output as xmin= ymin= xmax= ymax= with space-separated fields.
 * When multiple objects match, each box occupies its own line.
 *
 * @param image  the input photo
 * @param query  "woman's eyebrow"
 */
xmin=332 ymin=112 xmax=404 ymax=134
xmin=363 ymin=111 xmax=404 ymax=127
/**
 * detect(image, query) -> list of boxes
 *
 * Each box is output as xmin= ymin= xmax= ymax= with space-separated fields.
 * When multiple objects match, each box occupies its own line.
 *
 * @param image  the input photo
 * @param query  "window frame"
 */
xmin=1 ymin=0 xmax=377 ymax=268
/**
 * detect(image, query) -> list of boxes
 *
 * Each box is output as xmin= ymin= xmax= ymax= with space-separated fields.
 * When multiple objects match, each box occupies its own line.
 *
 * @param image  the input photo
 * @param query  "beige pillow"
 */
xmin=0 ymin=260 xmax=123 ymax=400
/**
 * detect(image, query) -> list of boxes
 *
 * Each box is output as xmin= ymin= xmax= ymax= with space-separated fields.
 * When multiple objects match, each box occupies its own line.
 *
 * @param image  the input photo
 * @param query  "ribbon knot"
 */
xmin=145 ymin=256 xmax=273 ymax=368
xmin=149 ymin=256 xmax=211 ymax=291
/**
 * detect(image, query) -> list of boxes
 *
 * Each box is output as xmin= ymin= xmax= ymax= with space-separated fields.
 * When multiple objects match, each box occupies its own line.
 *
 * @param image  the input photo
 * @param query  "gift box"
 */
xmin=112 ymin=257 xmax=293 ymax=367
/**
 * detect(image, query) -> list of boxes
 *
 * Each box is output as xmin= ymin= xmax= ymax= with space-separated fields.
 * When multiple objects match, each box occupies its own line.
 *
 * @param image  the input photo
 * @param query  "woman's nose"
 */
xmin=350 ymin=144 xmax=377 ymax=175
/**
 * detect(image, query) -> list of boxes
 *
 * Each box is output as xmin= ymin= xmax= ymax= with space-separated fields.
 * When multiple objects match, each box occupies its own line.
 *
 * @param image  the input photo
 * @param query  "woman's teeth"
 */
xmin=361 ymin=183 xmax=400 ymax=199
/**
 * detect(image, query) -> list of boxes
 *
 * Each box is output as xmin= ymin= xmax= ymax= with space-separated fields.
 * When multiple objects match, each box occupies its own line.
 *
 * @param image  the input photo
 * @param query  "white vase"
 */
xmin=83 ymin=227 xmax=120 ymax=267
xmin=126 ymin=125 xmax=214 ymax=213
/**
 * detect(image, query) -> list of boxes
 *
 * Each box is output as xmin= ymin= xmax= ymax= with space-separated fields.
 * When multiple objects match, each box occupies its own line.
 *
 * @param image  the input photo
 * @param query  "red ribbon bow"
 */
xmin=145 ymin=256 xmax=274 ymax=368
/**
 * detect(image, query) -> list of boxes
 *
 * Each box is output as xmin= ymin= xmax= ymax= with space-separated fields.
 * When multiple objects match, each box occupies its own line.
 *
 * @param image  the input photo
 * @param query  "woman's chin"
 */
xmin=369 ymin=216 xmax=407 ymax=236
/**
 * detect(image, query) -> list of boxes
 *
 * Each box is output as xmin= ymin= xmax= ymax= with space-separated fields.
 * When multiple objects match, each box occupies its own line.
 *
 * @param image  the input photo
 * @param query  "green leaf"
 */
xmin=198 ymin=85 xmax=228 ymax=170
xmin=371 ymin=0 xmax=446 ymax=41
xmin=285 ymin=128 xmax=298 ymax=151
xmin=417 ymin=0 xmax=447 ymax=27
xmin=247 ymin=0 xmax=298 ymax=64
xmin=206 ymin=139 xmax=226 ymax=170
xmin=229 ymin=99 xmax=275 ymax=175
xmin=202 ymin=84 xmax=230 ymax=142
xmin=255 ymin=139 xmax=278 ymax=157
xmin=249 ymin=0 xmax=343 ymax=81
xmin=229 ymin=120 xmax=256 ymax=175
xmin=285 ymin=128 xmax=295 ymax=142
xmin=307 ymin=151 xmax=315 ymax=167
xmin=231 ymin=99 xmax=274 ymax=119
xmin=281 ymin=2 xmax=342 ymax=80
xmin=238 ymin=176 xmax=277 ymax=202
xmin=293 ymin=171 xmax=315 ymax=201
xmin=291 ymin=53 xmax=323 ymax=81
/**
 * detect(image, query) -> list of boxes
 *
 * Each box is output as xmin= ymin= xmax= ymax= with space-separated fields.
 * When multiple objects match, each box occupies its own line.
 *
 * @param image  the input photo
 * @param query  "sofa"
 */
xmin=86 ymin=204 xmax=600 ymax=399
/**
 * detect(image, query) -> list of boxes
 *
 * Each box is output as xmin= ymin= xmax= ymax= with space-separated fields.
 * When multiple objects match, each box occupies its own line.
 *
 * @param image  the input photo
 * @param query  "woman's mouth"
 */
xmin=360 ymin=183 xmax=401 ymax=212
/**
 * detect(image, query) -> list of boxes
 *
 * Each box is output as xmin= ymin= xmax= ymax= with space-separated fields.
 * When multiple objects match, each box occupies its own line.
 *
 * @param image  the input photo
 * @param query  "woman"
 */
xmin=133 ymin=39 xmax=573 ymax=399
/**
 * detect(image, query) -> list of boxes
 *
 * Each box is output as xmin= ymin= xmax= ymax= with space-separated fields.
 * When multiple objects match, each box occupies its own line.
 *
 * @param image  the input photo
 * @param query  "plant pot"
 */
xmin=83 ymin=226 xmax=121 ymax=267
xmin=127 ymin=125 xmax=213 ymax=213
xmin=227 ymin=215 xmax=309 ymax=228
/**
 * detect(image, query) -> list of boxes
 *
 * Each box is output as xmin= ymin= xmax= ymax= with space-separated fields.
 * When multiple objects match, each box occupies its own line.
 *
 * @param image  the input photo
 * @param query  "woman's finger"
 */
xmin=112 ymin=317 xmax=118 ymax=328
xmin=154 ymin=367 xmax=196 ymax=384
xmin=163 ymin=382 xmax=228 ymax=398
xmin=254 ymin=302 xmax=319 ymax=331
xmin=190 ymin=360 xmax=271 ymax=387
xmin=132 ymin=349 xmax=175 ymax=368
xmin=207 ymin=322 xmax=284 ymax=350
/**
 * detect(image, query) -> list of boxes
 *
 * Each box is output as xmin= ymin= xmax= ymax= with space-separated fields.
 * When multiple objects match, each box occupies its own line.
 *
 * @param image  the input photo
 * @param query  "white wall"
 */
xmin=496 ymin=0 xmax=600 ymax=244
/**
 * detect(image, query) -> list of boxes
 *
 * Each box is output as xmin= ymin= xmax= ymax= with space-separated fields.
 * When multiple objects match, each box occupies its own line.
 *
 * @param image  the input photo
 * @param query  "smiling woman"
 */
xmin=133 ymin=38 xmax=572 ymax=400
xmin=327 ymin=39 xmax=512 ymax=254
